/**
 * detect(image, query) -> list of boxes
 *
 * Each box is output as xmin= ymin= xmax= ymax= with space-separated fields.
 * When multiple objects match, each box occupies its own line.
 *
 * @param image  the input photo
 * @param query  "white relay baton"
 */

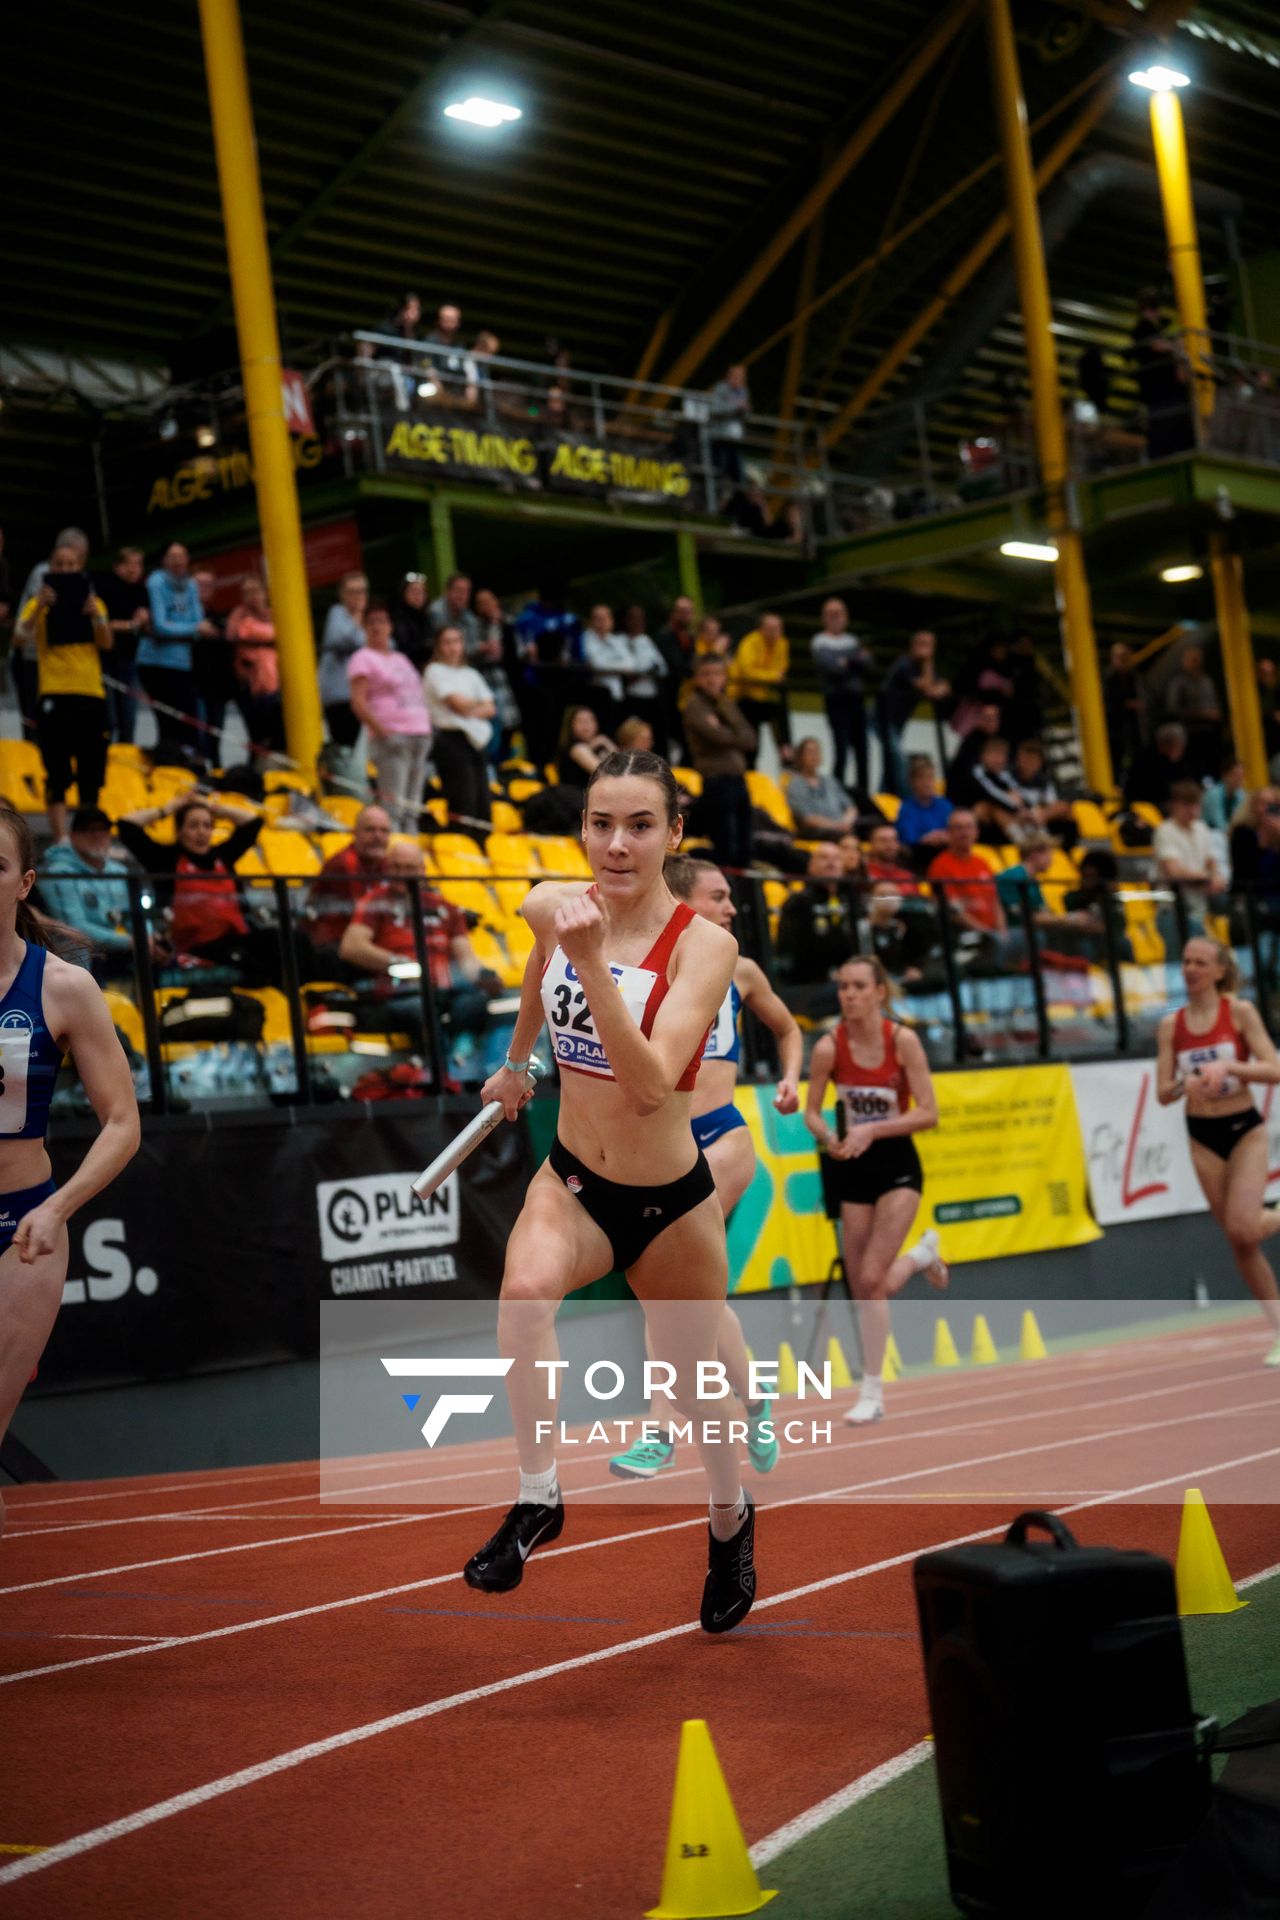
xmin=410 ymin=1059 xmax=541 ymax=1200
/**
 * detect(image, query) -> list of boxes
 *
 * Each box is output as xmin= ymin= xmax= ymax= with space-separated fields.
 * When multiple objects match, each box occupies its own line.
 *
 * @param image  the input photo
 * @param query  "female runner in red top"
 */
xmin=805 ymin=954 xmax=947 ymax=1425
xmin=466 ymin=752 xmax=758 ymax=1632
xmin=1157 ymin=935 xmax=1280 ymax=1366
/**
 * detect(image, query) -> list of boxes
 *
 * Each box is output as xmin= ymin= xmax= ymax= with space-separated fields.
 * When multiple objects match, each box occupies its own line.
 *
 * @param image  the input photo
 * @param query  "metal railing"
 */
xmin=88 ymin=324 xmax=1280 ymax=559
xmin=36 ymin=865 xmax=1280 ymax=1120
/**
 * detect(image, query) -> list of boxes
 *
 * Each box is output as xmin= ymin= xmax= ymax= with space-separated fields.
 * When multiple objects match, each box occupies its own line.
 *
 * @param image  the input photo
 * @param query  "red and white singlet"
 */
xmin=540 ymin=897 xmax=707 ymax=1089
xmin=1173 ymin=997 xmax=1249 ymax=1099
xmin=833 ymin=1017 xmax=909 ymax=1128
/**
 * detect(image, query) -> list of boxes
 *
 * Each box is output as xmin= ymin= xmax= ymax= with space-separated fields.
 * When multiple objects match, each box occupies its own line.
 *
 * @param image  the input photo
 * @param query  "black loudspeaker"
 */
xmin=913 ymin=1512 xmax=1211 ymax=1918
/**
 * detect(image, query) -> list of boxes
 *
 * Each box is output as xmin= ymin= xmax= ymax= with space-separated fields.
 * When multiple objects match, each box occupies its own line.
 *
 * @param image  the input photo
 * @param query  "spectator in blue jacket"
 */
xmin=139 ymin=543 xmax=212 ymax=761
xmin=897 ymin=755 xmax=954 ymax=870
xmin=514 ymin=585 xmax=585 ymax=766
xmin=38 ymin=807 xmax=136 ymax=982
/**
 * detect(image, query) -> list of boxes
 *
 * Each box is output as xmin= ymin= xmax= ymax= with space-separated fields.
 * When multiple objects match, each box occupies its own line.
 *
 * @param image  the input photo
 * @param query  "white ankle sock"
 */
xmin=709 ymin=1488 xmax=748 ymax=1541
xmin=860 ymin=1372 xmax=884 ymax=1406
xmin=519 ymin=1463 xmax=559 ymax=1507
xmin=905 ymin=1227 xmax=940 ymax=1274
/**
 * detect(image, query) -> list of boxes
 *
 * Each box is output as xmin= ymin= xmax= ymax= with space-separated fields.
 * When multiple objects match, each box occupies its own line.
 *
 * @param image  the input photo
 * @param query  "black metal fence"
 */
xmin=36 ymin=867 xmax=1280 ymax=1121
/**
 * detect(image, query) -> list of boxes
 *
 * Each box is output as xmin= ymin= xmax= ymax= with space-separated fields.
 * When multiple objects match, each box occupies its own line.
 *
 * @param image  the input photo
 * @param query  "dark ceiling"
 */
xmin=4 ymin=0 xmax=1279 ymax=563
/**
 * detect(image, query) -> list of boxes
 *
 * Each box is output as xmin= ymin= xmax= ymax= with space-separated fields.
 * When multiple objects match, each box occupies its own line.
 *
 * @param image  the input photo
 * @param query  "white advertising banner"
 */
xmin=1070 ymin=1060 xmax=1280 ymax=1226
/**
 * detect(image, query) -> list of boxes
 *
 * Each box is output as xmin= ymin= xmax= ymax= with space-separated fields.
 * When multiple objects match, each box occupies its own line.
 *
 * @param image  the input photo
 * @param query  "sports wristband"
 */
xmin=503 ymin=1056 xmax=532 ymax=1076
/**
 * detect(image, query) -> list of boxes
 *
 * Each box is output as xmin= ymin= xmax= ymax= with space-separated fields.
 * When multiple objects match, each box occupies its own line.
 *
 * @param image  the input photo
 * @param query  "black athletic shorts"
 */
xmin=821 ymin=1136 xmax=923 ymax=1213
xmin=549 ymin=1136 xmax=715 ymax=1273
xmin=1186 ymin=1107 xmax=1263 ymax=1163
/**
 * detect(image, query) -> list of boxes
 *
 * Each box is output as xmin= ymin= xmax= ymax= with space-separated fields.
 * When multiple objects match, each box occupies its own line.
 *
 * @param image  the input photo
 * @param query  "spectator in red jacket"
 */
xmin=339 ymin=840 xmax=492 ymax=1078
xmin=304 ymin=805 xmax=392 ymax=967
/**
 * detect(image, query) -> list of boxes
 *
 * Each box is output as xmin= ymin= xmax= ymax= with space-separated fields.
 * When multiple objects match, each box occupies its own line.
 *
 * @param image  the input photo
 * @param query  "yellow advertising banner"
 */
xmin=725 ymin=1065 xmax=1098 ymax=1292
xmin=916 ymin=1064 xmax=1101 ymax=1263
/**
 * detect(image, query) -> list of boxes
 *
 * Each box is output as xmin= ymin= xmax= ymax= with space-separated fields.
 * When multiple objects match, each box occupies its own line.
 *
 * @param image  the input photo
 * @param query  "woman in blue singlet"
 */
xmin=463 ymin=751 xmax=759 ymax=1633
xmin=0 ymin=806 xmax=141 ymax=1532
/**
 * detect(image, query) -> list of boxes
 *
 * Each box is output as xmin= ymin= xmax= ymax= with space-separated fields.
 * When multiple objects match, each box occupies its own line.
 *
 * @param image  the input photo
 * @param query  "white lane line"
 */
xmin=3 ymin=1385 xmax=1275 ymax=1694
xmin=0 ymin=1513 xmax=446 ymax=1597
xmin=750 ymin=1549 xmax=1280 ymax=1872
xmin=17 ymin=1347 xmax=1266 ymax=1543
xmin=7 ymin=1326 xmax=1254 ymax=1521
xmin=749 ymin=1743 xmax=935 ymax=1868
xmin=3 ymin=1443 xmax=1276 ymax=1891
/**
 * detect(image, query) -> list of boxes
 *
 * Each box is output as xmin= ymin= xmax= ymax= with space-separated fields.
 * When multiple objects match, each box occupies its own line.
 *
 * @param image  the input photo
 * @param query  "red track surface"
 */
xmin=2 ymin=1321 xmax=1277 ymax=1920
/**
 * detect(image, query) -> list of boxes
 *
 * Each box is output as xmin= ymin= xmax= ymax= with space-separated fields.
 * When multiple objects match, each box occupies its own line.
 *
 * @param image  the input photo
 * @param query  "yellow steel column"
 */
xmin=1148 ymin=86 xmax=1215 ymax=423
xmin=1208 ymin=533 xmax=1267 ymax=788
xmin=198 ymin=0 xmax=323 ymax=775
xmin=985 ymin=0 xmax=1112 ymax=794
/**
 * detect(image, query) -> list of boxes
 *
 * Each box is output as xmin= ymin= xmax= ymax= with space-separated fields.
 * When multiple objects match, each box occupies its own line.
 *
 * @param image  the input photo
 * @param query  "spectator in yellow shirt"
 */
xmin=16 ymin=542 xmax=112 ymax=843
xmin=727 ymin=611 xmax=791 ymax=766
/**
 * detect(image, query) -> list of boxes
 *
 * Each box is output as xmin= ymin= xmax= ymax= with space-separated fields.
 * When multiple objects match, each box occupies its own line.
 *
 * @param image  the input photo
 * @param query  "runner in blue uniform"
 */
xmin=0 ymin=806 xmax=140 ymax=1534
xmin=611 ymin=855 xmax=803 ymax=1480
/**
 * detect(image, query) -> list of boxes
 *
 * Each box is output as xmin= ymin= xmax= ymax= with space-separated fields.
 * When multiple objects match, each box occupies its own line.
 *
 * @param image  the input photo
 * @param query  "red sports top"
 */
xmin=541 ymin=897 xmax=709 ymax=1090
xmin=1172 ymin=997 xmax=1248 ymax=1092
xmin=833 ymin=1017 xmax=910 ymax=1125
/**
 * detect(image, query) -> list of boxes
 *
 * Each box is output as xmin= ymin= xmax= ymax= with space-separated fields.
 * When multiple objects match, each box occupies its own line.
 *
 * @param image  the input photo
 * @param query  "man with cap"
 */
xmin=38 ymin=807 xmax=136 ymax=982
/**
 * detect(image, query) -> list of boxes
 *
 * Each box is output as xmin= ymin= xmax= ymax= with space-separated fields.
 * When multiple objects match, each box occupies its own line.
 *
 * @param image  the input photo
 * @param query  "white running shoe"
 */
xmin=844 ymin=1397 xmax=884 ymax=1426
xmin=909 ymin=1227 xmax=950 ymax=1293
xmin=1265 ymin=1336 xmax=1280 ymax=1369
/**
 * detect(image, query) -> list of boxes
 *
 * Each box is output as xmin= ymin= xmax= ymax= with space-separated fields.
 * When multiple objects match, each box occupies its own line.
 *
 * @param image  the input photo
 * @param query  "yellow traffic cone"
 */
xmin=775 ymin=1341 xmax=799 ymax=1397
xmin=647 ymin=1719 xmax=778 ymax=1918
xmin=884 ymin=1332 xmax=904 ymax=1375
xmin=1176 ymin=1488 xmax=1248 ymax=1616
xmin=933 ymin=1318 xmax=960 ymax=1368
xmin=825 ymin=1335 xmax=854 ymax=1390
xmin=971 ymin=1315 xmax=999 ymax=1366
xmin=1019 ymin=1311 xmax=1048 ymax=1361
xmin=881 ymin=1343 xmax=900 ymax=1383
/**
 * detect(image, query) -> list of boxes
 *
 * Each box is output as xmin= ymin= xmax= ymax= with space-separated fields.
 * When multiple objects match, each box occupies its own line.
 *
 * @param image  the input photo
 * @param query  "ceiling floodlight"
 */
xmin=443 ymin=96 xmax=522 ymax=128
xmin=1129 ymin=64 xmax=1191 ymax=91
xmin=999 ymin=540 xmax=1059 ymax=562
xmin=1160 ymin=563 xmax=1204 ymax=582
xmin=417 ymin=379 xmax=439 ymax=399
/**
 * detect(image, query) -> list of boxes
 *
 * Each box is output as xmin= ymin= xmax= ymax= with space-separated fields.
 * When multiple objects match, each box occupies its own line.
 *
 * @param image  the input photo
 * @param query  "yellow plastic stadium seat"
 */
xmin=503 ymin=916 xmax=535 ymax=969
xmin=424 ymin=797 xmax=449 ymax=827
xmin=1130 ymin=801 xmax=1163 ymax=830
xmin=0 ymin=739 xmax=46 ymax=811
xmin=746 ymin=769 xmax=793 ymax=831
xmin=1072 ymin=799 xmax=1111 ymax=843
xmin=673 ymin=766 xmax=702 ymax=798
xmin=972 ymin=844 xmax=1006 ymax=875
xmin=264 ymin=770 xmax=313 ymax=796
xmin=101 ymin=768 xmax=150 ymax=818
xmin=432 ymin=834 xmax=491 ymax=876
xmin=108 ymin=743 xmax=150 ymax=773
xmin=322 ymin=795 xmax=363 ymax=828
xmin=543 ymin=764 xmax=559 ymax=786
xmin=259 ymin=830 xmax=321 ymax=876
xmin=467 ymin=926 xmax=514 ymax=984
xmin=873 ymin=792 xmax=901 ymax=821
xmin=508 ymin=779 xmax=543 ymax=804
xmin=488 ymin=833 xmax=542 ymax=876
xmin=148 ymin=765 xmax=200 ymax=800
xmin=533 ymin=836 xmax=591 ymax=878
xmin=493 ymin=877 xmax=534 ymax=918
xmin=104 ymin=989 xmax=145 ymax=1056
xmin=437 ymin=878 xmax=499 ymax=920
xmin=318 ymin=831 xmax=352 ymax=863
xmin=490 ymin=799 xmax=524 ymax=834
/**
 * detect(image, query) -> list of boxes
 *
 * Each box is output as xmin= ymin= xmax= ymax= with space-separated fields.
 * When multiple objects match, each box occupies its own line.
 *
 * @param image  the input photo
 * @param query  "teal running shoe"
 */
xmin=745 ymin=1395 xmax=779 ymax=1474
xmin=609 ymin=1437 xmax=675 ymax=1480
